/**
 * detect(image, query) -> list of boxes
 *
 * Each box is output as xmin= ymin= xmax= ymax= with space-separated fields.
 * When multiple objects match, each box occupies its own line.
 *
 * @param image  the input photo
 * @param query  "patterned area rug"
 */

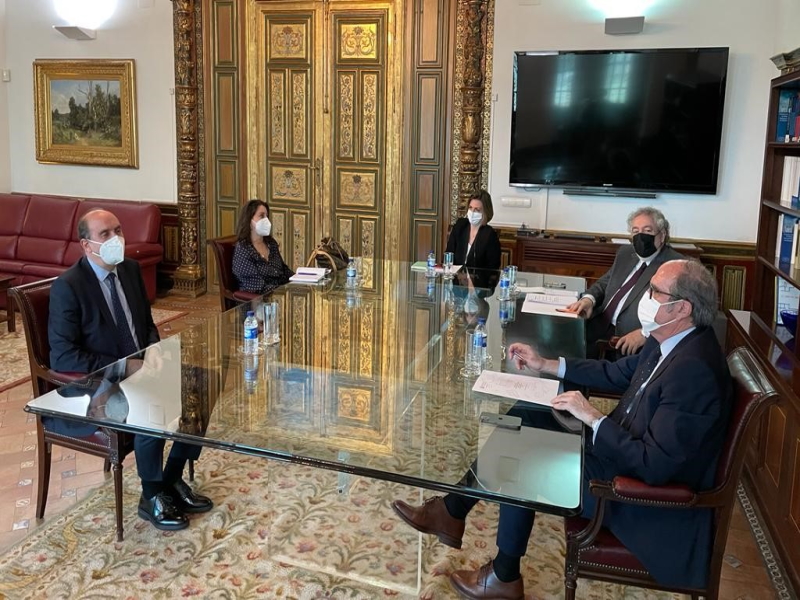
xmin=0 ymin=308 xmax=188 ymax=393
xmin=0 ymin=448 xmax=684 ymax=600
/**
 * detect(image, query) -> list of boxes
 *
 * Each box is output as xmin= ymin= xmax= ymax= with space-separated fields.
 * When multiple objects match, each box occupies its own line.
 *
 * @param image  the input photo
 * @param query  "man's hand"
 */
xmin=563 ymin=297 xmax=593 ymax=318
xmin=550 ymin=391 xmax=604 ymax=427
xmin=615 ymin=329 xmax=646 ymax=356
xmin=507 ymin=342 xmax=544 ymax=371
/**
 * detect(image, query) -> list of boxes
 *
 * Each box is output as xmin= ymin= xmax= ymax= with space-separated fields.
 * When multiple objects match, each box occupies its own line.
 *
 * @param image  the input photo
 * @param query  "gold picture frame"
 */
xmin=34 ymin=59 xmax=138 ymax=168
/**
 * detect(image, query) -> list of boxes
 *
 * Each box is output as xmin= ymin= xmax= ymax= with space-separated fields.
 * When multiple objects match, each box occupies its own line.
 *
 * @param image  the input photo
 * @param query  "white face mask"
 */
xmin=88 ymin=235 xmax=125 ymax=266
xmin=467 ymin=210 xmax=483 ymax=227
xmin=254 ymin=217 xmax=272 ymax=237
xmin=637 ymin=293 xmax=682 ymax=337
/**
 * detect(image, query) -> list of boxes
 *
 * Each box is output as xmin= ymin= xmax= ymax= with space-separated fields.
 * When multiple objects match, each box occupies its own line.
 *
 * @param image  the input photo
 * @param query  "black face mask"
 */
xmin=632 ymin=232 xmax=658 ymax=257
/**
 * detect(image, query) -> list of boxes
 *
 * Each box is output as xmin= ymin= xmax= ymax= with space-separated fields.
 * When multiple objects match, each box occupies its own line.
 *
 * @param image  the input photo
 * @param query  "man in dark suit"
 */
xmin=49 ymin=209 xmax=213 ymax=531
xmin=392 ymin=260 xmax=731 ymax=599
xmin=564 ymin=207 xmax=683 ymax=358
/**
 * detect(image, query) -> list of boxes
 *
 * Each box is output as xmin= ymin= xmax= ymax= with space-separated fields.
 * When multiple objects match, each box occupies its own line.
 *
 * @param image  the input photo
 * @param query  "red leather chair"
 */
xmin=207 ymin=235 xmax=259 ymax=311
xmin=564 ymin=346 xmax=779 ymax=600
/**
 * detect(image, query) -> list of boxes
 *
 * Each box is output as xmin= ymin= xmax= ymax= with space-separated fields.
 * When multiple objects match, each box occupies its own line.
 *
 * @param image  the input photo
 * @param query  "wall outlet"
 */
xmin=1 ymin=70 xmax=10 ymax=82
xmin=500 ymin=196 xmax=532 ymax=208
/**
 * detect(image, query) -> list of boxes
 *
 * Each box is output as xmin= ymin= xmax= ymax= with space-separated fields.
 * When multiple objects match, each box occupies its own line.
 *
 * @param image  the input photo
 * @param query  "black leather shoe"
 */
xmin=137 ymin=492 xmax=189 ymax=530
xmin=169 ymin=479 xmax=214 ymax=514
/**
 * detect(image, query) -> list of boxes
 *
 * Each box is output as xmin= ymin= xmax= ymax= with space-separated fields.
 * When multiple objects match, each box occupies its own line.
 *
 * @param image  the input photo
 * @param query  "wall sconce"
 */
xmin=605 ymin=16 xmax=645 ymax=35
xmin=53 ymin=25 xmax=96 ymax=40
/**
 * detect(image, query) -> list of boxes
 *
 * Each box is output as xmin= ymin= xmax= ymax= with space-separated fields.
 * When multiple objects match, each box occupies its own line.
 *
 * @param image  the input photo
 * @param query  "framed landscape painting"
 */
xmin=33 ymin=59 xmax=138 ymax=168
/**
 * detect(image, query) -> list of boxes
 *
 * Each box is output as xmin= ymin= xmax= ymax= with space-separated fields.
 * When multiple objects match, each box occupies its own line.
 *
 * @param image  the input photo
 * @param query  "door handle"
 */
xmin=311 ymin=158 xmax=322 ymax=188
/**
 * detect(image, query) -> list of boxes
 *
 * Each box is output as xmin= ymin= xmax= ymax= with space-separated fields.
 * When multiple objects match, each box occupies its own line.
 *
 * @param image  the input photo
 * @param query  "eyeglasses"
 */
xmin=647 ymin=283 xmax=684 ymax=302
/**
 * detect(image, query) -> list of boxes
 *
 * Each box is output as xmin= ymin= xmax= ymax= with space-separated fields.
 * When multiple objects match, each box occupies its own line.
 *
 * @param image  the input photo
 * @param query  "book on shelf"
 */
xmin=780 ymin=156 xmax=800 ymax=208
xmin=775 ymin=214 xmax=800 ymax=264
xmin=777 ymin=89 xmax=800 ymax=142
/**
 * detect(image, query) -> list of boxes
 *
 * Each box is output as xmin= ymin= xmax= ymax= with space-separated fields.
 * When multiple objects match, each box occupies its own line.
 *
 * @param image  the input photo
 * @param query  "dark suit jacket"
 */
xmin=564 ymin=328 xmax=732 ymax=587
xmin=445 ymin=218 xmax=501 ymax=270
xmin=584 ymin=244 xmax=684 ymax=343
xmin=49 ymin=257 xmax=159 ymax=374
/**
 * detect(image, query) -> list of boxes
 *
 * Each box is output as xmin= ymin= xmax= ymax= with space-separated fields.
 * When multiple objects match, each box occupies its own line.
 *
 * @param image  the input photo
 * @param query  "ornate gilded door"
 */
xmin=248 ymin=0 xmax=401 ymax=289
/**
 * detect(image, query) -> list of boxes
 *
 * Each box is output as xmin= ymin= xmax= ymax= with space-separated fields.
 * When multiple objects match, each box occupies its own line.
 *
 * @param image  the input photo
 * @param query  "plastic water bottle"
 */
xmin=426 ymin=250 xmax=436 ymax=278
xmin=474 ymin=317 xmax=487 ymax=368
xmin=499 ymin=300 xmax=511 ymax=328
xmin=243 ymin=310 xmax=259 ymax=355
xmin=427 ymin=276 xmax=436 ymax=301
xmin=346 ymin=257 xmax=357 ymax=279
xmin=499 ymin=267 xmax=510 ymax=300
xmin=244 ymin=353 xmax=258 ymax=394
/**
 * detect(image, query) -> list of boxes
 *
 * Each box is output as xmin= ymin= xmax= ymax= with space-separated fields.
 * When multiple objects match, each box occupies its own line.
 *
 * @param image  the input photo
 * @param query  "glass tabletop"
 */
xmin=26 ymin=260 xmax=587 ymax=515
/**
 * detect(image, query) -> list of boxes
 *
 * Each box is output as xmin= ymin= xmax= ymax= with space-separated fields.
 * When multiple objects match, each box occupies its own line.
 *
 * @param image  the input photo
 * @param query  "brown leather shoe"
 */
xmin=391 ymin=497 xmax=465 ymax=549
xmin=450 ymin=561 xmax=524 ymax=600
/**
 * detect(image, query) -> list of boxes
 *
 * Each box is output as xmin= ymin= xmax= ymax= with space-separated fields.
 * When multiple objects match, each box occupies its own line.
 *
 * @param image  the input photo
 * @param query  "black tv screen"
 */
xmin=509 ymin=47 xmax=729 ymax=195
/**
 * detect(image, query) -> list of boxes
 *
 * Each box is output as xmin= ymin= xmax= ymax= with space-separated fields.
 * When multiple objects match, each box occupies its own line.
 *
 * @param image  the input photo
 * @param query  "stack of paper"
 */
xmin=521 ymin=288 xmax=579 ymax=317
xmin=289 ymin=267 xmax=329 ymax=284
xmin=410 ymin=262 xmax=463 ymax=275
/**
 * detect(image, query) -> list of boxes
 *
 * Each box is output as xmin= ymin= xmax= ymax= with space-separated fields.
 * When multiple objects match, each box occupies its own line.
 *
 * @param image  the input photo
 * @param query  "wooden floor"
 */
xmin=0 ymin=291 xmax=782 ymax=599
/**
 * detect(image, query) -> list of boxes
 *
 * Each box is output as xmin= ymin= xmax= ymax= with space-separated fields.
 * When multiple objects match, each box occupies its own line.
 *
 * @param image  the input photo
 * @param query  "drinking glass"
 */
xmin=507 ymin=265 xmax=518 ymax=295
xmin=262 ymin=301 xmax=280 ymax=346
xmin=443 ymin=251 xmax=455 ymax=279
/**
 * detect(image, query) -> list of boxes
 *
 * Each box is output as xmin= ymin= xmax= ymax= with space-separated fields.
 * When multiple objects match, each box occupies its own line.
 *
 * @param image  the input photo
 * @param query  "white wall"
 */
xmin=0 ymin=0 xmax=10 ymax=192
xmin=487 ymin=0 xmax=782 ymax=243
xmin=4 ymin=0 xmax=176 ymax=202
xmin=776 ymin=0 xmax=800 ymax=56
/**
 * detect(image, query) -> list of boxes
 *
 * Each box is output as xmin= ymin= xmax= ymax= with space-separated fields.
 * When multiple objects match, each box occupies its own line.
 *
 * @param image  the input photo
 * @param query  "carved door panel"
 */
xmin=251 ymin=0 xmax=399 ymax=291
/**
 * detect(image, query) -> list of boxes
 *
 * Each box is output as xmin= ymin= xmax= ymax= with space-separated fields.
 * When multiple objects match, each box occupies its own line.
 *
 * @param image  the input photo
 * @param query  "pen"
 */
xmin=511 ymin=351 xmax=529 ymax=371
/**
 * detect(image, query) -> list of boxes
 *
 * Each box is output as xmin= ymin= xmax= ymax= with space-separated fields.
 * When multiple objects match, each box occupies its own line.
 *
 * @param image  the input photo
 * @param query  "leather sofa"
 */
xmin=0 ymin=193 xmax=163 ymax=306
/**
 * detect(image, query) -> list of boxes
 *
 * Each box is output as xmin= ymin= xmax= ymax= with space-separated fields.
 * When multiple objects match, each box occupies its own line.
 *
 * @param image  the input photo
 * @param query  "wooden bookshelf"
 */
xmin=728 ymin=67 xmax=800 ymax=592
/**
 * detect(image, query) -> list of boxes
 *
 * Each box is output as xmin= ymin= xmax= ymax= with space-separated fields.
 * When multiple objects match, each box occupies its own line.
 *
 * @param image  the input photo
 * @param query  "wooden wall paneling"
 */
xmin=764 ymin=404 xmax=787 ymax=489
xmin=157 ymin=204 xmax=180 ymax=292
xmin=206 ymin=0 xmax=244 ymax=294
xmin=406 ymin=0 xmax=452 ymax=262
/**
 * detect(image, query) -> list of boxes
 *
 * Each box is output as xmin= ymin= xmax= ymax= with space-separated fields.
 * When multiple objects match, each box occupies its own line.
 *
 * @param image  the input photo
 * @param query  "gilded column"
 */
xmin=172 ymin=0 xmax=205 ymax=296
xmin=457 ymin=0 xmax=488 ymax=212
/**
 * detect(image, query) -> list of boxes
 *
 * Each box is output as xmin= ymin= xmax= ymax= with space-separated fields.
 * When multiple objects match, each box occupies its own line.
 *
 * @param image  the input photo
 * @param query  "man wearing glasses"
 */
xmin=392 ymin=260 xmax=731 ymax=599
xmin=564 ymin=206 xmax=684 ymax=358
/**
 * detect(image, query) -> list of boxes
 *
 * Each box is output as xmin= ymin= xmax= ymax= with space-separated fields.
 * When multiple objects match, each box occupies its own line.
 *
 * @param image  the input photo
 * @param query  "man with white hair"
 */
xmin=564 ymin=206 xmax=684 ymax=358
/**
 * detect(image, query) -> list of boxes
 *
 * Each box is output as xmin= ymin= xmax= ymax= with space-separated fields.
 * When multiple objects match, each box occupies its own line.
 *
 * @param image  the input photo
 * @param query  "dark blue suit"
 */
xmin=497 ymin=327 xmax=731 ymax=588
xmin=48 ymin=257 xmax=200 ymax=482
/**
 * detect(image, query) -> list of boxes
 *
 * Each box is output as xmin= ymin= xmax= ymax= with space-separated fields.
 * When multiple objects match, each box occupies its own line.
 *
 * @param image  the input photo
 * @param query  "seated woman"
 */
xmin=445 ymin=190 xmax=501 ymax=270
xmin=232 ymin=199 xmax=294 ymax=295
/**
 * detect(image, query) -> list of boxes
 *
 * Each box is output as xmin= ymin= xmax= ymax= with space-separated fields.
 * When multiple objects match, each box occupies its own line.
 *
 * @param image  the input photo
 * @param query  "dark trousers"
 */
xmin=444 ymin=404 xmax=603 ymax=557
xmin=43 ymin=417 xmax=202 ymax=483
xmin=134 ymin=436 xmax=202 ymax=481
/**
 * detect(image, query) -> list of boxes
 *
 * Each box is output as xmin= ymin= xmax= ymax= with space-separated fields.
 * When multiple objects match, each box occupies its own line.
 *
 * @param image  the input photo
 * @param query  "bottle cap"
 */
xmin=247 ymin=311 xmax=254 ymax=316
xmin=478 ymin=318 xmax=486 ymax=324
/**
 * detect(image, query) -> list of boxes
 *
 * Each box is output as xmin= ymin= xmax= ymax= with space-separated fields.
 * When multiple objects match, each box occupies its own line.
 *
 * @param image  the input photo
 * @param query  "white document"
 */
xmin=517 ymin=286 xmax=578 ymax=298
xmin=523 ymin=291 xmax=578 ymax=305
xmin=472 ymin=371 xmax=560 ymax=407
xmin=611 ymin=238 xmax=630 ymax=245
xmin=521 ymin=299 xmax=579 ymax=318
xmin=289 ymin=267 xmax=328 ymax=283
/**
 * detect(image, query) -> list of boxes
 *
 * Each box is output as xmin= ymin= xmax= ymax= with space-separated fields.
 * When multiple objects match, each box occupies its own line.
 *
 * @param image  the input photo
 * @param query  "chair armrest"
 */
xmin=590 ymin=476 xmax=698 ymax=507
xmin=46 ymin=370 xmax=88 ymax=385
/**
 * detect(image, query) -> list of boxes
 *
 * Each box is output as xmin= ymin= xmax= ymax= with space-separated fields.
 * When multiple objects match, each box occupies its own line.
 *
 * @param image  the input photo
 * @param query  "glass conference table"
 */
xmin=26 ymin=261 xmax=587 ymax=516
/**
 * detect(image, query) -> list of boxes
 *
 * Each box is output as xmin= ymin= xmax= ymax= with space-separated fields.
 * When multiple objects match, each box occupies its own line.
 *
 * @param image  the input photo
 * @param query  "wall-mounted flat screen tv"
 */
xmin=509 ymin=47 xmax=729 ymax=195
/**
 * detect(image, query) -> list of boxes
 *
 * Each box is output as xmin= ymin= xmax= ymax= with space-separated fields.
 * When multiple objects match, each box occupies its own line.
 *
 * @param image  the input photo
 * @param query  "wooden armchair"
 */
xmin=564 ymin=346 xmax=778 ymax=600
xmin=207 ymin=235 xmax=259 ymax=311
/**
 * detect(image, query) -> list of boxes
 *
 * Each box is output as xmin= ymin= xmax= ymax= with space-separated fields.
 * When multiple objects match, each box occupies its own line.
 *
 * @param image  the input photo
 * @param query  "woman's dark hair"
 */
xmin=236 ymin=199 xmax=270 ymax=243
xmin=470 ymin=190 xmax=494 ymax=224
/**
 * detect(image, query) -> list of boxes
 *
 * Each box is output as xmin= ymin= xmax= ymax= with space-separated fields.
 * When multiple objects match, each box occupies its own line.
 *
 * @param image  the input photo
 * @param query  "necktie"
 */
xmin=600 ymin=262 xmax=648 ymax=327
xmin=105 ymin=273 xmax=139 ymax=357
xmin=614 ymin=346 xmax=662 ymax=426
